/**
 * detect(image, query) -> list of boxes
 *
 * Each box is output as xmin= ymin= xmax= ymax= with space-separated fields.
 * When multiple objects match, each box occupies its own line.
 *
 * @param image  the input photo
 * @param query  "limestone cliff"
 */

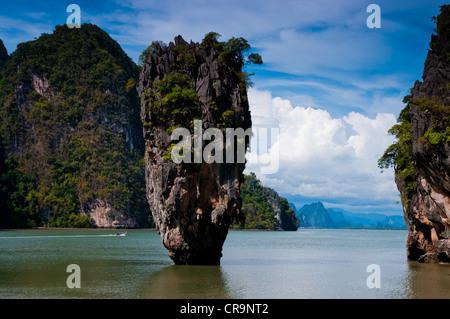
xmin=296 ymin=202 xmax=336 ymax=229
xmin=0 ymin=24 xmax=150 ymax=228
xmin=238 ymin=172 xmax=298 ymax=230
xmin=266 ymin=188 xmax=299 ymax=230
xmin=138 ymin=34 xmax=260 ymax=264
xmin=0 ymin=39 xmax=7 ymax=70
xmin=382 ymin=5 xmax=450 ymax=263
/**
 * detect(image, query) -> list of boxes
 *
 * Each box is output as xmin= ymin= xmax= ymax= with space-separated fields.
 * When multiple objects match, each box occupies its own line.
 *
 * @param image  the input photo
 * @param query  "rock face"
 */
xmin=0 ymin=24 xmax=149 ymax=228
xmin=397 ymin=5 xmax=450 ymax=263
xmin=239 ymin=172 xmax=298 ymax=230
xmin=266 ymin=188 xmax=297 ymax=230
xmin=264 ymin=189 xmax=283 ymax=227
xmin=82 ymin=199 xmax=139 ymax=228
xmin=138 ymin=35 xmax=252 ymax=264
xmin=297 ymin=202 xmax=336 ymax=229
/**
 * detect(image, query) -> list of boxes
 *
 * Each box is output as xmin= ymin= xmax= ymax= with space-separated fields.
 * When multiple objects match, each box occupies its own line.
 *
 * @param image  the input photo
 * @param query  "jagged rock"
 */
xmin=397 ymin=5 xmax=450 ymax=263
xmin=418 ymin=252 xmax=440 ymax=263
xmin=437 ymin=239 xmax=450 ymax=262
xmin=0 ymin=24 xmax=148 ymax=228
xmin=297 ymin=202 xmax=336 ymax=229
xmin=82 ymin=199 xmax=139 ymax=228
xmin=239 ymin=172 xmax=298 ymax=230
xmin=31 ymin=74 xmax=54 ymax=100
xmin=266 ymin=188 xmax=298 ymax=230
xmin=138 ymin=35 xmax=252 ymax=264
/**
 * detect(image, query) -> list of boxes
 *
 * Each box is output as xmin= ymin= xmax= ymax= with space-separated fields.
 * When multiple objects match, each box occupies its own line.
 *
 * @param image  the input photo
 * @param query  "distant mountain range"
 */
xmin=294 ymin=202 xmax=406 ymax=229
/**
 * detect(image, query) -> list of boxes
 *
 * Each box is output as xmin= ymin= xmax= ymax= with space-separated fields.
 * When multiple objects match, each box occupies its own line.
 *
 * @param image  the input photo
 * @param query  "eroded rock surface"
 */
xmin=138 ymin=35 xmax=252 ymax=264
xmin=397 ymin=5 xmax=450 ymax=263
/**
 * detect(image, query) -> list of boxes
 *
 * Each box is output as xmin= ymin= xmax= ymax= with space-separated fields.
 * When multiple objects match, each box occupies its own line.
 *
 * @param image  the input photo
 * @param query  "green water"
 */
xmin=0 ymin=228 xmax=449 ymax=298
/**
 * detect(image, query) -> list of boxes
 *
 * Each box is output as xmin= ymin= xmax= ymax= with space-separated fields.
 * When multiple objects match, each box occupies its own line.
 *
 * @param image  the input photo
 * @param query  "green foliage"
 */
xmin=138 ymin=41 xmax=167 ymax=67
xmin=233 ymin=172 xmax=298 ymax=230
xmin=217 ymin=37 xmax=250 ymax=68
xmin=238 ymin=173 xmax=276 ymax=230
xmin=432 ymin=6 xmax=450 ymax=35
xmin=126 ymin=78 xmax=136 ymax=92
xmin=48 ymin=213 xmax=93 ymax=228
xmin=247 ymin=53 xmax=263 ymax=65
xmin=0 ymin=156 xmax=39 ymax=227
xmin=220 ymin=37 xmax=262 ymax=67
xmin=218 ymin=109 xmax=235 ymax=128
xmin=402 ymin=95 xmax=411 ymax=104
xmin=379 ymin=97 xmax=450 ymax=210
xmin=279 ymin=196 xmax=299 ymax=230
xmin=201 ymin=32 xmax=222 ymax=50
xmin=202 ymin=31 xmax=262 ymax=90
xmin=430 ymin=5 xmax=450 ymax=49
xmin=424 ymin=128 xmax=450 ymax=144
xmin=145 ymin=71 xmax=201 ymax=126
xmin=378 ymin=99 xmax=417 ymax=209
xmin=378 ymin=105 xmax=412 ymax=171
xmin=155 ymin=71 xmax=192 ymax=95
xmin=416 ymin=98 xmax=450 ymax=145
xmin=0 ymin=24 xmax=150 ymax=228
xmin=162 ymin=143 xmax=175 ymax=162
xmin=173 ymin=45 xmax=196 ymax=71
xmin=142 ymin=32 xmax=262 ymax=133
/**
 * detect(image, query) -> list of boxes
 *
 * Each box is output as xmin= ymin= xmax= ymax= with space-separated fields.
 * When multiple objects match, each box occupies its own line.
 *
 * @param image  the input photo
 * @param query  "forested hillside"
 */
xmin=235 ymin=173 xmax=298 ymax=230
xmin=0 ymin=24 xmax=151 ymax=228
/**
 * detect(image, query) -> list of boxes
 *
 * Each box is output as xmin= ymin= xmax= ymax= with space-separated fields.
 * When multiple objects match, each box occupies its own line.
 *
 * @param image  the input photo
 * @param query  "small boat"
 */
xmin=115 ymin=232 xmax=127 ymax=236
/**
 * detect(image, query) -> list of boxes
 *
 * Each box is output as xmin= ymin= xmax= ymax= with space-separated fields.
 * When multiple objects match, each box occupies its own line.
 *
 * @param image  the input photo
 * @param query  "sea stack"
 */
xmin=138 ymin=34 xmax=257 ymax=264
xmin=382 ymin=5 xmax=450 ymax=263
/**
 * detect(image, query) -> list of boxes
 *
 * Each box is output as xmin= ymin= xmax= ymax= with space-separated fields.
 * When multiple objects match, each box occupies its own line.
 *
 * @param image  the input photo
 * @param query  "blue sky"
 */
xmin=0 ymin=0 xmax=447 ymax=215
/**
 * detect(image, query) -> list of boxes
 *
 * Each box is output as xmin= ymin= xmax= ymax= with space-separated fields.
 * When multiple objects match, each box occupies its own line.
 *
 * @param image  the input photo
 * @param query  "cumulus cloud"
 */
xmin=245 ymin=89 xmax=398 ymax=209
xmin=1 ymin=0 xmax=436 ymax=215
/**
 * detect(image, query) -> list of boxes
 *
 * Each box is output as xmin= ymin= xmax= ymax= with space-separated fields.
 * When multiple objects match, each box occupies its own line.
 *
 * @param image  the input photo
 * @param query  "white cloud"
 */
xmin=252 ymin=75 xmax=407 ymax=118
xmin=0 ymin=15 xmax=52 ymax=52
xmin=1 ymin=0 xmax=436 ymax=215
xmin=245 ymin=88 xmax=398 ymax=206
xmin=257 ymin=27 xmax=386 ymax=77
xmin=343 ymin=112 xmax=396 ymax=161
xmin=96 ymin=0 xmax=371 ymax=64
xmin=247 ymin=89 xmax=278 ymax=127
xmin=271 ymin=96 xmax=347 ymax=166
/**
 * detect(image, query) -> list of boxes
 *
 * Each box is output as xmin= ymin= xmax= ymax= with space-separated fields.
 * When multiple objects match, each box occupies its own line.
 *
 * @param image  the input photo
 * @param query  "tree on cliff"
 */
xmin=378 ymin=4 xmax=450 ymax=263
xmin=236 ymin=172 xmax=299 ymax=230
xmin=0 ymin=24 xmax=151 ymax=228
xmin=139 ymin=32 xmax=263 ymax=264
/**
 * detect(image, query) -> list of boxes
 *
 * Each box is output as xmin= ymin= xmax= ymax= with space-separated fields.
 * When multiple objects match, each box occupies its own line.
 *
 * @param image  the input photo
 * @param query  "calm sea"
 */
xmin=0 ymin=228 xmax=449 ymax=299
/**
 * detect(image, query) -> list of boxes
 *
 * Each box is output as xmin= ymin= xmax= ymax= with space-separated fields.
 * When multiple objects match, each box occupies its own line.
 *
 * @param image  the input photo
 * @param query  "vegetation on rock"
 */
xmin=378 ymin=97 xmax=417 ymax=210
xmin=233 ymin=172 xmax=299 ymax=230
xmin=379 ymin=4 xmax=450 ymax=263
xmin=0 ymin=24 xmax=152 ymax=228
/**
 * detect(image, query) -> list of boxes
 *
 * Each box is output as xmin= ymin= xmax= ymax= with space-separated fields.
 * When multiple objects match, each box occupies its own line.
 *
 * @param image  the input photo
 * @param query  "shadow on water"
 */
xmin=403 ymin=261 xmax=450 ymax=299
xmin=138 ymin=264 xmax=231 ymax=299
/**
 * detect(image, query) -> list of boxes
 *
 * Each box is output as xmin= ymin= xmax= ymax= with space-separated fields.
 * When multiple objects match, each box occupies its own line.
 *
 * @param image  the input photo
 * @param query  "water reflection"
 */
xmin=139 ymin=265 xmax=231 ymax=298
xmin=3 ymin=229 xmax=449 ymax=299
xmin=404 ymin=261 xmax=450 ymax=299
